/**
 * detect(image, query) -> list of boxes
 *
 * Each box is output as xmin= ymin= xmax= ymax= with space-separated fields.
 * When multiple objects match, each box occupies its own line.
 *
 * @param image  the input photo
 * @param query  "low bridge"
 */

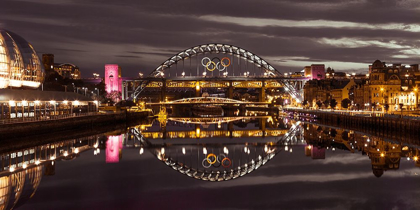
xmin=147 ymin=97 xmax=270 ymax=105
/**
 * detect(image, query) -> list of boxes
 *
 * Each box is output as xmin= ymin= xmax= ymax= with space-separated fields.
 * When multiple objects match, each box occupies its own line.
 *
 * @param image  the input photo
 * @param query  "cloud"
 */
xmin=202 ymin=168 xmax=420 ymax=189
xmin=2 ymin=0 xmax=420 ymax=77
xmin=200 ymin=15 xmax=420 ymax=33
xmin=115 ymin=55 xmax=142 ymax=58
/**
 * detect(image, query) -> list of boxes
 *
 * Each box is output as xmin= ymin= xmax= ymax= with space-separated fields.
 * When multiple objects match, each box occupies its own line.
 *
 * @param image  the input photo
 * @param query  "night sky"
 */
xmin=1 ymin=0 xmax=420 ymax=77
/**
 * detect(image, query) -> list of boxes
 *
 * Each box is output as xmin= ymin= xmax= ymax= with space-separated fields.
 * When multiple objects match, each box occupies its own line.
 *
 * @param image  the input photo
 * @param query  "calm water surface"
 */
xmin=2 ymin=115 xmax=420 ymax=210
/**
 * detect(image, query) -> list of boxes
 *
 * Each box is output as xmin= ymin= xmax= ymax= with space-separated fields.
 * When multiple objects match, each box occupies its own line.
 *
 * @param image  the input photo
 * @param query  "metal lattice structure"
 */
xmin=133 ymin=43 xmax=305 ymax=101
xmin=168 ymin=116 xmax=270 ymax=125
xmin=148 ymin=97 xmax=270 ymax=105
xmin=151 ymin=43 xmax=280 ymax=77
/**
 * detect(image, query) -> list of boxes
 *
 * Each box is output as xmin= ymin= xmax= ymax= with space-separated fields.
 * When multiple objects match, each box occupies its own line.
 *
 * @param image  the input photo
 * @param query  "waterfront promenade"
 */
xmin=0 ymin=110 xmax=152 ymax=139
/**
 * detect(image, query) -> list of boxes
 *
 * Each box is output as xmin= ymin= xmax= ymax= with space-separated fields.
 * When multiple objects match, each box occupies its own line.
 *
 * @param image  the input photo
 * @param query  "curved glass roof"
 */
xmin=0 ymin=29 xmax=44 ymax=89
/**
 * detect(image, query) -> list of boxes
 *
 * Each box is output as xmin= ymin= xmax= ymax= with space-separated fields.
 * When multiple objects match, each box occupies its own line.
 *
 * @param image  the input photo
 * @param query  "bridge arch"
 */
xmin=132 ymin=121 xmax=302 ymax=182
xmin=149 ymin=43 xmax=282 ymax=78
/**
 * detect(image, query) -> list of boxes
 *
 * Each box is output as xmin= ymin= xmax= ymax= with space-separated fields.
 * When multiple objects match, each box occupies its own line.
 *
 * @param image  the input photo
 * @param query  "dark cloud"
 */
xmin=115 ymin=55 xmax=142 ymax=58
xmin=1 ymin=0 xmax=420 ymax=77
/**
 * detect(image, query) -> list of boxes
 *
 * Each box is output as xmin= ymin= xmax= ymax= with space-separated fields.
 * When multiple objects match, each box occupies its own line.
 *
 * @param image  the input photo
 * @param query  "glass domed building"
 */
xmin=0 ymin=29 xmax=44 ymax=89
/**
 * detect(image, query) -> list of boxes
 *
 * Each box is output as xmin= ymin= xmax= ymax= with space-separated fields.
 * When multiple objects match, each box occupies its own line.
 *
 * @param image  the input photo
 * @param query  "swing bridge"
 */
xmin=121 ymin=44 xmax=309 ymax=103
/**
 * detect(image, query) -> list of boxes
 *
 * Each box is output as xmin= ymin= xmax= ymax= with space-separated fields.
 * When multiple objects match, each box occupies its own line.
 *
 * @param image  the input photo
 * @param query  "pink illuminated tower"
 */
xmin=106 ymin=135 xmax=123 ymax=163
xmin=310 ymin=64 xmax=325 ymax=80
xmin=105 ymin=64 xmax=122 ymax=94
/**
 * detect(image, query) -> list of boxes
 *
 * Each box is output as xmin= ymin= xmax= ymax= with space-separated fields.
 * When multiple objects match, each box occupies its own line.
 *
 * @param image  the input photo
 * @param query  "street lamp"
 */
xmin=139 ymin=72 xmax=143 ymax=78
xmin=50 ymin=100 xmax=56 ymax=116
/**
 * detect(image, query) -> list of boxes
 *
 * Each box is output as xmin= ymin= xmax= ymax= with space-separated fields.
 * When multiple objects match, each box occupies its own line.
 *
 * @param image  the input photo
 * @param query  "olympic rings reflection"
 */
xmin=201 ymin=57 xmax=230 ymax=72
xmin=202 ymin=153 xmax=231 ymax=168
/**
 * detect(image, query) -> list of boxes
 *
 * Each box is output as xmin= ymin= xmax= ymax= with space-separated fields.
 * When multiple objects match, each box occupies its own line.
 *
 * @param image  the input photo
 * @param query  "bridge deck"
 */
xmin=125 ymin=76 xmax=308 ymax=82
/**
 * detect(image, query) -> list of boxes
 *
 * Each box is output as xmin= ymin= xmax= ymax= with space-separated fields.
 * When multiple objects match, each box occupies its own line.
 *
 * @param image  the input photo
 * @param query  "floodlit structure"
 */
xmin=0 ymin=29 xmax=44 ymax=89
xmin=104 ymin=64 xmax=122 ymax=94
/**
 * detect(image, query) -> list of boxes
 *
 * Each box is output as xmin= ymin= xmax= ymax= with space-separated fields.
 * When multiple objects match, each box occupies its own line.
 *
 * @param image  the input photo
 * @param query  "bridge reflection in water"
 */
xmin=1 ymin=117 xmax=420 ymax=209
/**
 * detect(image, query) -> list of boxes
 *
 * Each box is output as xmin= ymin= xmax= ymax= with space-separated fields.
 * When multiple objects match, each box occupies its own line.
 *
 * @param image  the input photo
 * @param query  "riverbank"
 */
xmin=0 ymin=111 xmax=152 ymax=140
xmin=284 ymin=108 xmax=420 ymax=142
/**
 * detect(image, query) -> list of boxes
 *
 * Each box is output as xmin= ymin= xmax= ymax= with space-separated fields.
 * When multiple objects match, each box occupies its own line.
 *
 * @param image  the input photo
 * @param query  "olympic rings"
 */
xmin=217 ymin=154 xmax=226 ymax=162
xmin=202 ymin=158 xmax=211 ymax=168
xmin=206 ymin=153 xmax=217 ymax=164
xmin=201 ymin=153 xmax=231 ymax=168
xmin=201 ymin=56 xmax=230 ymax=72
xmin=221 ymin=157 xmax=232 ymax=168
xmin=206 ymin=61 xmax=217 ymax=71
xmin=201 ymin=57 xmax=211 ymax=66
xmin=221 ymin=57 xmax=230 ymax=67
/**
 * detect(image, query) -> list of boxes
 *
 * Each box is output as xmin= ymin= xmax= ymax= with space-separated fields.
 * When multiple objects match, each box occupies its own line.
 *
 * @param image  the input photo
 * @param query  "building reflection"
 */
xmin=106 ymin=136 xmax=123 ymax=163
xmin=0 ymin=135 xmax=99 ymax=210
xmin=2 ymin=117 xmax=420 ymax=209
xmin=303 ymin=123 xmax=420 ymax=177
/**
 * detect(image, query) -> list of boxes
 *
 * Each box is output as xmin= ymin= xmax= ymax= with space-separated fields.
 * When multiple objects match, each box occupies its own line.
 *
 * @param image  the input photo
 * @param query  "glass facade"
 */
xmin=0 ymin=30 xmax=44 ymax=89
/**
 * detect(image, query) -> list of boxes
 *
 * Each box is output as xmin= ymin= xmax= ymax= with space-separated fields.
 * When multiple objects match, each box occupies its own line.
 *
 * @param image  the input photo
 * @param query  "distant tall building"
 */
xmin=42 ymin=54 xmax=54 ymax=72
xmin=105 ymin=64 xmax=122 ymax=94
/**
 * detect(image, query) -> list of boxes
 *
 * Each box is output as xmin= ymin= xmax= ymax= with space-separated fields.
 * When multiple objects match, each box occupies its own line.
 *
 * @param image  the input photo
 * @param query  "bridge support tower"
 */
xmin=259 ymin=83 xmax=266 ymax=102
xmin=161 ymin=79 xmax=167 ymax=102
xmin=228 ymin=81 xmax=234 ymax=99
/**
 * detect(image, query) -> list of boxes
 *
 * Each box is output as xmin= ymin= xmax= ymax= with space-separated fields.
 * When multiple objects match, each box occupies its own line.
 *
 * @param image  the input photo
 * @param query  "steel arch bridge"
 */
xmin=132 ymin=121 xmax=303 ymax=182
xmin=127 ymin=43 xmax=307 ymax=102
xmin=151 ymin=43 xmax=279 ymax=77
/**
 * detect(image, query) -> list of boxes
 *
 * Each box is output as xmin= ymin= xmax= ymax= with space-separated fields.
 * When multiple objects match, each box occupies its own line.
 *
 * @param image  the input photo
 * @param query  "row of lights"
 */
xmin=7 ymin=100 xmax=99 ymax=106
xmin=8 ymin=146 xmax=83 ymax=173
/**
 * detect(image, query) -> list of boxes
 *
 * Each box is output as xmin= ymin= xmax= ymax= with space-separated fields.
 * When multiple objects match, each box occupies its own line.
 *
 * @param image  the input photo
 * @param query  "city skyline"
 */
xmin=1 ymin=0 xmax=420 ymax=77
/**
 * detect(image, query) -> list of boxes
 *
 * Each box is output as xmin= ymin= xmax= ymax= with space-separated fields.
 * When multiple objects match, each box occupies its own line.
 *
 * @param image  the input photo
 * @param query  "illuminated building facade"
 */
xmin=0 ymin=29 xmax=44 ymax=89
xmin=104 ymin=64 xmax=122 ymax=94
xmin=368 ymin=60 xmax=419 ymax=111
xmin=304 ymin=64 xmax=325 ymax=80
xmin=0 ymin=89 xmax=97 ymax=120
xmin=53 ymin=63 xmax=81 ymax=79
